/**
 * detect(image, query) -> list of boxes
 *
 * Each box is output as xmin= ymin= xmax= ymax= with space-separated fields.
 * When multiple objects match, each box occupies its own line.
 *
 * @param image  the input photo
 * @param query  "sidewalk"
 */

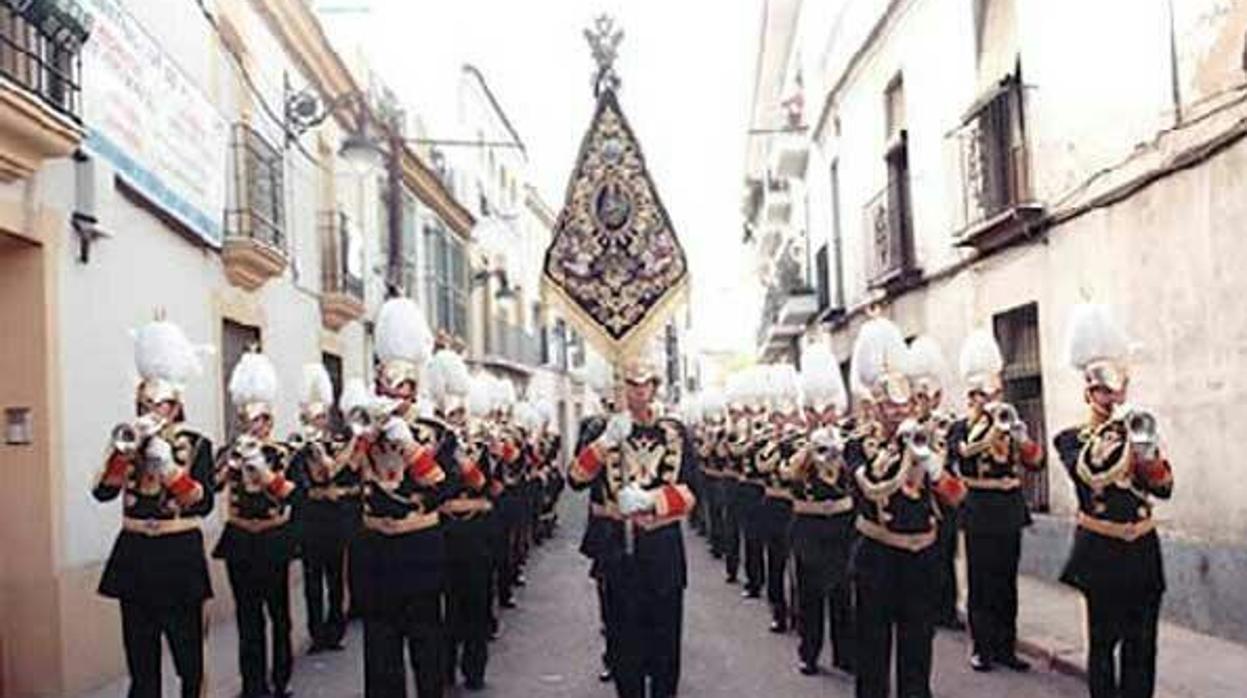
xmin=981 ymin=573 xmax=1247 ymax=698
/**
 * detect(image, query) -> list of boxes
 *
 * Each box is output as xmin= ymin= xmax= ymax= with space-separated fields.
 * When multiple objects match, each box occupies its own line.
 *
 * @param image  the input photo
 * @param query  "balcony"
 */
xmin=478 ymin=319 xmax=542 ymax=376
xmin=763 ymin=176 xmax=792 ymax=224
xmin=952 ymin=74 xmax=1045 ymax=251
xmin=769 ymin=130 xmax=809 ymax=180
xmin=0 ymin=2 xmax=90 ymax=180
xmin=319 ymin=210 xmax=365 ymax=332
xmin=863 ymin=179 xmax=920 ymax=292
xmin=223 ymin=124 xmax=288 ymax=291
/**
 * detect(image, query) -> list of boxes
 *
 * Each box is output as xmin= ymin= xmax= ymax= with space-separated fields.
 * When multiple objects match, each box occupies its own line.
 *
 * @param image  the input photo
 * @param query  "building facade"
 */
xmin=748 ymin=0 xmax=1247 ymax=644
xmin=0 ymin=0 xmax=474 ymax=694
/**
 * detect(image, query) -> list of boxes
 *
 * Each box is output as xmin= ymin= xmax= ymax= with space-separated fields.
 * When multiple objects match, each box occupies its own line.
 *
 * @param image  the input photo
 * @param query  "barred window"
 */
xmin=993 ymin=302 xmax=1049 ymax=512
xmin=228 ymin=124 xmax=285 ymax=249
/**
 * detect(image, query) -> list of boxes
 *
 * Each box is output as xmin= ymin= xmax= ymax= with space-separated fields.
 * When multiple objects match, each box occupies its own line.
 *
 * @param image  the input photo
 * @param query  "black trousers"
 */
xmin=704 ymin=478 xmax=724 ymax=555
xmin=722 ymin=482 xmax=742 ymax=579
xmin=965 ymin=530 xmax=1021 ymax=659
xmin=226 ymin=560 xmax=293 ymax=697
xmin=119 ymin=600 xmax=204 ymax=698
xmin=363 ymin=591 xmax=445 ymax=698
xmin=795 ymin=554 xmax=854 ymax=670
xmin=854 ymin=541 xmax=938 ymax=698
xmin=444 ymin=520 xmax=493 ymax=686
xmin=739 ymin=485 xmax=766 ymax=594
xmin=761 ymin=498 xmax=792 ymax=623
xmin=1084 ymin=589 xmax=1161 ymax=698
xmin=607 ymin=567 xmax=684 ymax=698
xmin=598 ymin=573 xmax=621 ymax=672
xmin=934 ymin=503 xmax=960 ymax=624
xmin=303 ymin=540 xmax=347 ymax=647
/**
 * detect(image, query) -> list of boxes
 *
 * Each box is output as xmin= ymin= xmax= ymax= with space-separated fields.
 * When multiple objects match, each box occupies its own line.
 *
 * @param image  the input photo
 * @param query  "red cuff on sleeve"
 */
xmin=570 ymin=445 xmax=603 ymax=483
xmin=462 ymin=461 xmax=486 ymax=490
xmin=266 ymin=473 xmax=295 ymax=499
xmin=1135 ymin=457 xmax=1172 ymax=487
xmin=933 ymin=474 xmax=967 ymax=507
xmin=408 ymin=447 xmax=444 ymax=484
xmin=1019 ymin=441 xmax=1044 ymax=468
xmin=166 ymin=469 xmax=203 ymax=506
xmin=103 ymin=453 xmax=130 ymax=485
xmin=655 ymin=484 xmax=695 ymax=518
xmin=501 ymin=443 xmax=519 ymax=464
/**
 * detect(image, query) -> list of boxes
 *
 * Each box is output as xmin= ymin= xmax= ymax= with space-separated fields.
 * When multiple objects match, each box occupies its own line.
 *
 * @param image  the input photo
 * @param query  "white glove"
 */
xmin=809 ymin=428 xmax=842 ymax=464
xmin=617 ymin=483 xmax=655 ymax=516
xmin=383 ymin=416 xmax=415 ymax=446
xmin=145 ymin=436 xmax=173 ymax=464
xmin=600 ymin=413 xmax=633 ymax=448
xmin=921 ymin=451 xmax=944 ymax=480
xmin=1010 ymin=421 xmax=1030 ymax=443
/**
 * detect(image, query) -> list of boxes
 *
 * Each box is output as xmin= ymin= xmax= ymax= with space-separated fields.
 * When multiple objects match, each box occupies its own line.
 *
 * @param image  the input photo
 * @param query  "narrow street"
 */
xmin=281 ymin=500 xmax=1085 ymax=697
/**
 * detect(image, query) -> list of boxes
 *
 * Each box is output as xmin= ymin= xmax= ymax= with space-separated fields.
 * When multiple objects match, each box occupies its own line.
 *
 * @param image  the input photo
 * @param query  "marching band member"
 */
xmin=491 ymin=378 xmax=528 ymax=610
xmin=1055 ymin=304 xmax=1171 ymax=698
xmin=785 ymin=343 xmax=856 ymax=676
xmin=214 ymin=350 xmax=299 ymax=698
xmin=697 ymin=389 xmax=730 ymax=562
xmin=738 ymin=368 xmax=770 ymax=601
xmin=428 ymin=349 xmax=494 ymax=691
xmin=291 ymin=364 xmax=358 ymax=654
xmin=948 ymin=329 xmax=1044 ymax=672
xmin=721 ymin=373 xmax=750 ymax=586
xmin=850 ymin=317 xmax=966 ymax=698
xmin=569 ymin=355 xmax=697 ymax=698
xmin=906 ymin=336 xmax=965 ymax=632
xmin=94 ymin=317 xmax=214 ymax=698
xmin=351 ymin=297 xmax=449 ymax=698
xmin=758 ymin=364 xmax=800 ymax=633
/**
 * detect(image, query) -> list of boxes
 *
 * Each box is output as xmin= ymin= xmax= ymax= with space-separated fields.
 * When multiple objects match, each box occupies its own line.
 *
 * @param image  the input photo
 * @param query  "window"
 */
xmin=814 ymin=243 xmax=830 ymax=312
xmin=992 ymin=302 xmax=1049 ymax=512
xmin=0 ymin=4 xmax=88 ymax=119
xmin=322 ymin=352 xmax=343 ymax=430
xmin=228 ymin=124 xmax=285 ymax=249
xmin=423 ymin=223 xmax=468 ymax=341
xmin=866 ymin=76 xmax=917 ymax=288
xmin=221 ymin=320 xmax=262 ymax=444
xmin=839 ymin=359 xmax=853 ymax=412
xmin=956 ymin=68 xmax=1029 ymax=233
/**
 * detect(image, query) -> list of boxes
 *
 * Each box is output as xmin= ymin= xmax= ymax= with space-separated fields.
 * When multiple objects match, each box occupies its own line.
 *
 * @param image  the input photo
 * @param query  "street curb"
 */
xmin=956 ymin=609 xmax=1087 ymax=681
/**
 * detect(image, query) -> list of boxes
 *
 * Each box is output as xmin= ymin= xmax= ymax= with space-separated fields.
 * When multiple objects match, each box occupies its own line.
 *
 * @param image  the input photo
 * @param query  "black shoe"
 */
xmin=996 ymin=655 xmax=1031 ymax=672
xmin=273 ymin=689 xmax=292 ymax=698
xmin=742 ymin=589 xmax=761 ymax=599
xmin=598 ymin=668 xmax=613 ymax=682
xmin=515 ymin=575 xmax=527 ymax=587
xmin=712 ymin=551 xmax=724 ymax=559
xmin=936 ymin=617 xmax=967 ymax=631
xmin=464 ymin=678 xmax=485 ymax=691
xmin=970 ymin=653 xmax=994 ymax=672
xmin=798 ymin=661 xmax=819 ymax=676
xmin=306 ymin=642 xmax=324 ymax=655
xmin=833 ymin=660 xmax=855 ymax=676
xmin=769 ymin=620 xmax=787 ymax=634
xmin=500 ymin=598 xmax=517 ymax=609
xmin=725 ymin=574 xmax=738 ymax=584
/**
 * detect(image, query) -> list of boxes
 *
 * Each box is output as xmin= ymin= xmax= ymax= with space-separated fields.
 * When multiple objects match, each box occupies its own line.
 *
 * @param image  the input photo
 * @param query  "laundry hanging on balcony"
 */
xmin=541 ymin=15 xmax=689 ymax=364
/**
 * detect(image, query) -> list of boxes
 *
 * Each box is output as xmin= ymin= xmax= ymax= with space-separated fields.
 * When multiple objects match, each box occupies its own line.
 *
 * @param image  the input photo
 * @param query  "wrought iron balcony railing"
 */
xmin=320 ymin=210 xmax=363 ymax=301
xmin=226 ymin=123 xmax=286 ymax=251
xmin=0 ymin=1 xmax=89 ymax=121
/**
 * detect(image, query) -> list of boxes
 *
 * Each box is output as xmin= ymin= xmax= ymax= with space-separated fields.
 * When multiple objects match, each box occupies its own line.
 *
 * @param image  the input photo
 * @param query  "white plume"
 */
xmin=1066 ymin=303 xmax=1130 ymax=370
xmin=768 ymin=363 xmax=802 ymax=410
xmin=908 ymin=335 xmax=951 ymax=388
xmin=513 ymin=400 xmax=541 ymax=431
xmin=492 ymin=377 xmax=517 ymax=411
xmin=133 ymin=320 xmax=204 ymax=385
xmin=468 ymin=375 xmax=495 ymax=417
xmin=700 ymin=388 xmax=727 ymax=419
xmin=301 ymin=363 xmax=334 ymax=406
xmin=680 ymin=393 xmax=703 ymax=423
xmin=584 ymin=352 xmax=616 ymax=395
xmin=801 ymin=343 xmax=847 ymax=413
xmin=534 ymin=398 xmax=556 ymax=428
xmin=958 ymin=328 xmax=1004 ymax=381
xmin=851 ymin=317 xmax=910 ymax=389
xmin=339 ymin=377 xmax=370 ymax=414
xmin=228 ymin=352 xmax=279 ymax=406
xmin=425 ymin=349 xmax=471 ymax=400
xmin=374 ymin=298 xmax=433 ymax=364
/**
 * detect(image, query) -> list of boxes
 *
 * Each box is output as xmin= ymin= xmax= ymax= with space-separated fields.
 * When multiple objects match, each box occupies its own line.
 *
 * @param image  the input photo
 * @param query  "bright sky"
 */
xmin=316 ymin=0 xmax=764 ymax=355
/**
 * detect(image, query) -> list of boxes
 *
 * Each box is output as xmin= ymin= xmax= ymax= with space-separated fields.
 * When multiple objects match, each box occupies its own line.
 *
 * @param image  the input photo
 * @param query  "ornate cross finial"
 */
xmin=584 ymin=14 xmax=624 ymax=96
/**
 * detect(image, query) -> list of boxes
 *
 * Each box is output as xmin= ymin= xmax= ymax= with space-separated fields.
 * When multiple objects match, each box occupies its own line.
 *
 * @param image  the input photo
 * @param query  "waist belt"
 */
xmin=122 ymin=516 xmax=200 ymax=537
xmin=440 ymin=498 xmax=493 ymax=517
xmin=1077 ymin=512 xmax=1157 ymax=542
xmin=228 ymin=510 xmax=291 ymax=534
xmin=855 ymin=517 xmax=937 ymax=553
xmin=702 ymin=468 xmax=724 ymax=478
xmin=764 ymin=486 xmax=793 ymax=500
xmin=589 ymin=502 xmax=681 ymax=532
xmin=793 ymin=497 xmax=854 ymax=517
xmin=363 ymin=511 xmax=440 ymax=535
xmin=308 ymin=485 xmax=361 ymax=502
xmin=963 ymin=476 xmax=1022 ymax=491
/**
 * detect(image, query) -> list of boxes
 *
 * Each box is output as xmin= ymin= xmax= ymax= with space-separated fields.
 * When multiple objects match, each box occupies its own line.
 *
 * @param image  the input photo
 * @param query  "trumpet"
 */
xmin=111 ymin=413 xmax=166 ymax=455
xmin=930 ymin=410 xmax=955 ymax=434
xmin=897 ymin=418 xmax=935 ymax=467
xmin=1119 ymin=405 xmax=1160 ymax=461
xmin=989 ymin=402 xmax=1021 ymax=432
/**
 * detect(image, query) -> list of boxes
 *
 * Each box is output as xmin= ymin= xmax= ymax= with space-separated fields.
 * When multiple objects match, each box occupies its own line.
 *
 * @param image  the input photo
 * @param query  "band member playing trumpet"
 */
xmin=1055 ymin=304 xmax=1172 ymax=698
xmin=784 ymin=344 xmax=856 ymax=677
xmin=849 ymin=317 xmax=966 ymax=698
xmin=214 ymin=349 xmax=298 ymax=698
xmin=94 ymin=318 xmax=214 ymax=698
xmin=291 ymin=364 xmax=359 ymax=654
xmin=949 ymin=329 xmax=1044 ymax=672
xmin=350 ymin=297 xmax=449 ymax=698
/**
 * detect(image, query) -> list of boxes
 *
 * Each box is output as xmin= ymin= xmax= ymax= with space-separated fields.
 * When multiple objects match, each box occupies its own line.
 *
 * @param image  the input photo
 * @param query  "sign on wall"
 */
xmin=79 ymin=0 xmax=228 ymax=246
